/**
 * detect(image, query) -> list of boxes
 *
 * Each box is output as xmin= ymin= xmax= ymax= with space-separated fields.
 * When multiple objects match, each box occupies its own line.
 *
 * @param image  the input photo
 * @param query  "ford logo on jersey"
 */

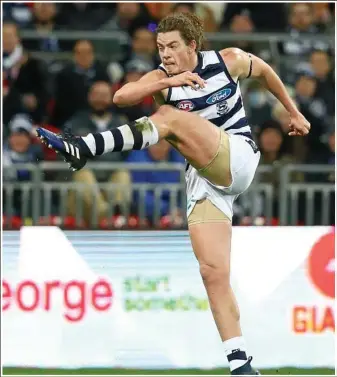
xmin=206 ymin=88 xmax=232 ymax=105
xmin=177 ymin=100 xmax=195 ymax=111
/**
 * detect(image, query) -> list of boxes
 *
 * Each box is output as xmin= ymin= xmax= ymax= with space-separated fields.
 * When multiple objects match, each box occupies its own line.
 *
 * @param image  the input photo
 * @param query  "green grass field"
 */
xmin=2 ymin=368 xmax=334 ymax=375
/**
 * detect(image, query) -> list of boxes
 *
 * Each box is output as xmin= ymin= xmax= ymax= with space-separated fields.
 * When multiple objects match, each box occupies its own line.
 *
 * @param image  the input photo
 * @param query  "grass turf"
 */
xmin=2 ymin=368 xmax=334 ymax=375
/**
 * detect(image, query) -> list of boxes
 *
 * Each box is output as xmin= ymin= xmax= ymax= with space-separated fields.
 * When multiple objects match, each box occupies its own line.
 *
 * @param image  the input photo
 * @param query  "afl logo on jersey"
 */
xmin=177 ymin=100 xmax=195 ymax=111
xmin=206 ymin=88 xmax=232 ymax=105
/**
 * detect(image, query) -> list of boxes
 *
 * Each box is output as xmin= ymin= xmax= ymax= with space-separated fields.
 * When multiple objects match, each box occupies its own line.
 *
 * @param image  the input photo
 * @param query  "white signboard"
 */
xmin=2 ymin=227 xmax=335 ymax=369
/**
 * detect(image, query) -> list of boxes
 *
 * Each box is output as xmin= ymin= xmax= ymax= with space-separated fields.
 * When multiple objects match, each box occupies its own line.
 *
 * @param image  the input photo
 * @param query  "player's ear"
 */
xmin=188 ymin=40 xmax=197 ymax=54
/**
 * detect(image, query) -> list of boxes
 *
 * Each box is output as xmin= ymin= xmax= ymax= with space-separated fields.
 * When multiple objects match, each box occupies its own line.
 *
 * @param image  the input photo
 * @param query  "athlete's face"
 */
xmin=157 ymin=31 xmax=195 ymax=75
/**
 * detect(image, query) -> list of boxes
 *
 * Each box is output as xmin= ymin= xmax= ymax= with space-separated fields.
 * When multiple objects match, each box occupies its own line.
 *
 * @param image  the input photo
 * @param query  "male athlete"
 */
xmin=37 ymin=13 xmax=310 ymax=375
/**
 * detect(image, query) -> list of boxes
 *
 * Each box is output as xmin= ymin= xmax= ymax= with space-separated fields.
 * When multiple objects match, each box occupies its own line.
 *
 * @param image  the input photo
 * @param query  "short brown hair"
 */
xmin=156 ymin=12 xmax=204 ymax=52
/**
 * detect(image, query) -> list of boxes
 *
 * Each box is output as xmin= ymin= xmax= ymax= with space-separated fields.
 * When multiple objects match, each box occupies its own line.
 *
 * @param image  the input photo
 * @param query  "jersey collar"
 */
xmin=192 ymin=52 xmax=203 ymax=74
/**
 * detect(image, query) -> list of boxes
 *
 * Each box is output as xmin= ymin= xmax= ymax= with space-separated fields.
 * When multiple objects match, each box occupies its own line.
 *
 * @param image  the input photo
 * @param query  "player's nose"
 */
xmin=163 ymin=49 xmax=171 ymax=58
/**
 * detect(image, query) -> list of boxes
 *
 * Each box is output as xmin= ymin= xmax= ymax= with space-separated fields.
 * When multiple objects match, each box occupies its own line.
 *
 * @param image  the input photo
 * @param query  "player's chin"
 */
xmin=166 ymin=65 xmax=179 ymax=75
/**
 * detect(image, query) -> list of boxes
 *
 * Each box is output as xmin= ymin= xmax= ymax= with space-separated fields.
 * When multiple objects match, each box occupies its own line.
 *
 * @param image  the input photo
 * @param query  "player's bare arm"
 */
xmin=220 ymin=47 xmax=311 ymax=136
xmin=113 ymin=69 xmax=168 ymax=107
xmin=113 ymin=68 xmax=206 ymax=107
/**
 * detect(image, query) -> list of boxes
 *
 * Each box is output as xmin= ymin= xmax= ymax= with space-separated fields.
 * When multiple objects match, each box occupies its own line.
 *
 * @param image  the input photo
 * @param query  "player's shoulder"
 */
xmin=219 ymin=47 xmax=246 ymax=63
xmin=218 ymin=48 xmax=248 ymax=78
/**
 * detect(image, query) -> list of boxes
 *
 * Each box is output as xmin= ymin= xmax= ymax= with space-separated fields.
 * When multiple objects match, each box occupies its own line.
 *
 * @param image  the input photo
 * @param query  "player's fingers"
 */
xmin=289 ymin=129 xmax=303 ymax=136
xmin=186 ymin=72 xmax=196 ymax=80
xmin=193 ymin=74 xmax=206 ymax=88
xmin=186 ymin=80 xmax=198 ymax=90
xmin=298 ymin=124 xmax=308 ymax=134
xmin=195 ymin=79 xmax=205 ymax=89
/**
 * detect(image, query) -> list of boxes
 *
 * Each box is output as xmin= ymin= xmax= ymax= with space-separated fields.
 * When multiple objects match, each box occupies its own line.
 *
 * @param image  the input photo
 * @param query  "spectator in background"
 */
xmin=307 ymin=128 xmax=335 ymax=168
xmin=50 ymin=39 xmax=111 ymax=128
xmin=221 ymin=3 xmax=287 ymax=31
xmin=122 ymin=27 xmax=158 ymax=70
xmin=328 ymin=130 xmax=335 ymax=167
xmin=258 ymin=124 xmax=303 ymax=219
xmin=310 ymin=50 xmax=335 ymax=115
xmin=295 ymin=71 xmax=331 ymax=158
xmin=258 ymin=124 xmax=297 ymax=167
xmin=126 ymin=139 xmax=185 ymax=225
xmin=23 ymin=3 xmax=72 ymax=52
xmin=3 ymin=115 xmax=44 ymax=218
xmin=312 ymin=2 xmax=334 ymax=32
xmin=228 ymin=13 xmax=255 ymax=53
xmin=305 ymin=128 xmax=334 ymax=225
xmin=326 ymin=130 xmax=335 ymax=187
xmin=3 ymin=22 xmax=49 ymax=125
xmin=101 ymin=3 xmax=154 ymax=36
xmin=103 ymin=6 xmax=155 ymax=83
xmin=282 ymin=3 xmax=330 ymax=57
xmin=271 ymin=102 xmax=307 ymax=162
xmin=170 ymin=3 xmax=218 ymax=32
xmin=145 ymin=3 xmax=172 ymax=21
xmin=113 ymin=58 xmax=156 ymax=121
xmin=145 ymin=2 xmax=220 ymax=32
xmin=3 ymin=3 xmax=33 ymax=27
xmin=244 ymin=81 xmax=273 ymax=134
xmin=171 ymin=3 xmax=195 ymax=14
xmin=205 ymin=3 xmax=227 ymax=28
xmin=66 ymin=81 xmax=128 ymax=148
xmin=65 ymin=81 xmax=131 ymax=224
xmin=3 ymin=114 xmax=43 ymax=182
xmin=57 ymin=3 xmax=114 ymax=31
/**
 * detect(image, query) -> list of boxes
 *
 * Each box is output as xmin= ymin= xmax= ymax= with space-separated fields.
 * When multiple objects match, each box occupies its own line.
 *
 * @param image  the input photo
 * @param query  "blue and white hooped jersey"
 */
xmin=158 ymin=50 xmax=252 ymax=140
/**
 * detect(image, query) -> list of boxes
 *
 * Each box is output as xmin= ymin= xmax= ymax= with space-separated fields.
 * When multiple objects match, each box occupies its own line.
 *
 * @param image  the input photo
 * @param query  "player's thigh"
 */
xmin=188 ymin=200 xmax=232 ymax=280
xmin=152 ymin=105 xmax=221 ymax=169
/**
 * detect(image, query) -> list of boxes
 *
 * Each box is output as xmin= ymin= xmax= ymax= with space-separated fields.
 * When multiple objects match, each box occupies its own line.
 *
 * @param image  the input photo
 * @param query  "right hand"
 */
xmin=167 ymin=71 xmax=206 ymax=90
xmin=288 ymin=112 xmax=311 ymax=136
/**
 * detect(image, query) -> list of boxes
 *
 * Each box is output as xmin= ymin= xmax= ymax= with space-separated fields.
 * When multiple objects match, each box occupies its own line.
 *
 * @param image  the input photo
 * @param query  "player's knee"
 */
xmin=156 ymin=104 xmax=175 ymax=117
xmin=155 ymin=105 xmax=181 ymax=137
xmin=157 ymin=105 xmax=179 ymax=127
xmin=199 ymin=263 xmax=230 ymax=288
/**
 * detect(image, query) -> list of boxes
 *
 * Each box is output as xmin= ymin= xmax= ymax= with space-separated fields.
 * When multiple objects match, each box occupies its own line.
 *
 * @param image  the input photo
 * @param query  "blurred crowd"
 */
xmin=2 ymin=2 xmax=335 ymax=227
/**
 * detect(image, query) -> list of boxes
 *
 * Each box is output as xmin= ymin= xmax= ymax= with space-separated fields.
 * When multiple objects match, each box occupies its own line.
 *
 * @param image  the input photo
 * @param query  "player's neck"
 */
xmin=186 ymin=53 xmax=199 ymax=73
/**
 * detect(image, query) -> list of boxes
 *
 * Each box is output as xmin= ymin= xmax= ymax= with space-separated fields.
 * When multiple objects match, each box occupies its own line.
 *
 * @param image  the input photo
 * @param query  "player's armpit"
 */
xmin=153 ymin=92 xmax=166 ymax=106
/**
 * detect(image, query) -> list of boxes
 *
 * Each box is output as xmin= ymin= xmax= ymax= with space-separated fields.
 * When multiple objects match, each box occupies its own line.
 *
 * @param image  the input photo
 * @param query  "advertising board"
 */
xmin=2 ymin=227 xmax=335 ymax=369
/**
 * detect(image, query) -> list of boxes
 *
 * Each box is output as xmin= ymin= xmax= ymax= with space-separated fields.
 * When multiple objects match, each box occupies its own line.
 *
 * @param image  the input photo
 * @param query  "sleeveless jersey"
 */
xmin=158 ymin=50 xmax=252 ymax=140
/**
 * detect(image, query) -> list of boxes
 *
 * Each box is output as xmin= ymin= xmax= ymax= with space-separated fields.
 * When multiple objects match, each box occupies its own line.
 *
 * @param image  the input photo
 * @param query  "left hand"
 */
xmin=288 ymin=112 xmax=311 ymax=136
